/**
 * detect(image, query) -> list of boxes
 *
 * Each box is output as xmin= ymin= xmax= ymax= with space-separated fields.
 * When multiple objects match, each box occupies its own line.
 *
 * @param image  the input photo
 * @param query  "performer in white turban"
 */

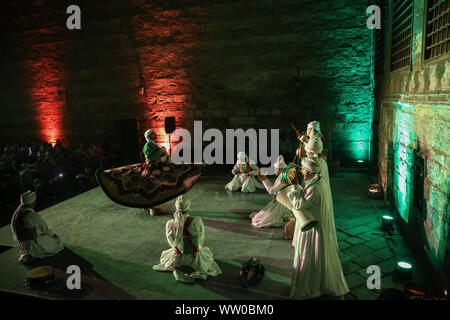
xmin=286 ymin=158 xmax=348 ymax=299
xmin=225 ymin=151 xmax=264 ymax=193
xmin=295 ymin=121 xmax=324 ymax=160
xmin=303 ymin=132 xmax=338 ymax=251
xmin=11 ymin=191 xmax=64 ymax=264
xmin=142 ymin=129 xmax=169 ymax=216
xmin=250 ymin=155 xmax=293 ymax=228
xmin=153 ymin=195 xmax=222 ymax=282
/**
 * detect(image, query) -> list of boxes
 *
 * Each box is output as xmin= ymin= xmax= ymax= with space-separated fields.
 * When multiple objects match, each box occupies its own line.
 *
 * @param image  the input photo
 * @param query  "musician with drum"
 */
xmin=282 ymin=158 xmax=349 ymax=299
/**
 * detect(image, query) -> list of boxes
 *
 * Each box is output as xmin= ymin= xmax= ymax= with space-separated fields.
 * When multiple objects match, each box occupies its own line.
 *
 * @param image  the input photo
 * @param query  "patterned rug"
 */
xmin=96 ymin=161 xmax=202 ymax=208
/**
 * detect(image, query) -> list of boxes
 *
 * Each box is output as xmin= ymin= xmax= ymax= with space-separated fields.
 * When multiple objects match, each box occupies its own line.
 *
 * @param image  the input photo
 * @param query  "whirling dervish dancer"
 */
xmin=225 ymin=151 xmax=264 ymax=193
xmin=96 ymin=128 xmax=202 ymax=210
xmin=153 ymin=195 xmax=222 ymax=282
xmin=250 ymin=155 xmax=294 ymax=228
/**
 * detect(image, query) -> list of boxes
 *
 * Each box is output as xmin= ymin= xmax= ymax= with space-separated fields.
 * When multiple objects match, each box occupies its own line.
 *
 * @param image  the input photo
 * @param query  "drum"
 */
xmin=276 ymin=187 xmax=318 ymax=232
xmin=25 ymin=266 xmax=55 ymax=289
xmin=284 ymin=218 xmax=296 ymax=239
xmin=275 ymin=188 xmax=293 ymax=211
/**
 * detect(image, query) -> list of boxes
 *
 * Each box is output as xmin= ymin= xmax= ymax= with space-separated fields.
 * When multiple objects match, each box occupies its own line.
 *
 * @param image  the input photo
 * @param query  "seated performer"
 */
xmin=286 ymin=158 xmax=348 ymax=299
xmin=11 ymin=190 xmax=64 ymax=264
xmin=225 ymin=151 xmax=263 ymax=193
xmin=250 ymin=155 xmax=293 ymax=228
xmin=153 ymin=195 xmax=222 ymax=282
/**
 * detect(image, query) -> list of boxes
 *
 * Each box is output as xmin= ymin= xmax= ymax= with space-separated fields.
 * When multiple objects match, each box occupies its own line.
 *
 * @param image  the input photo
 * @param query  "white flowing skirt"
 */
xmin=225 ymin=174 xmax=264 ymax=193
xmin=153 ymin=246 xmax=222 ymax=280
xmin=250 ymin=201 xmax=293 ymax=228
xmin=290 ymin=225 xmax=349 ymax=299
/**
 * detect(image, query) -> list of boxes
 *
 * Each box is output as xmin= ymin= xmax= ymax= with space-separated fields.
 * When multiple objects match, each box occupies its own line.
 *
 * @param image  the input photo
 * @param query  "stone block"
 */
xmin=373 ymin=247 xmax=395 ymax=261
xmin=345 ymin=272 xmax=366 ymax=289
xmin=352 ymin=253 xmax=384 ymax=269
xmin=342 ymin=244 xmax=373 ymax=258
xmin=345 ymin=236 xmax=366 ymax=245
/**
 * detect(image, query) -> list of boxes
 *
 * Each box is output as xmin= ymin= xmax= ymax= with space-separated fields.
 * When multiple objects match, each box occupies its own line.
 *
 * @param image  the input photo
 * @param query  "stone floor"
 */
xmin=0 ymin=169 xmax=432 ymax=300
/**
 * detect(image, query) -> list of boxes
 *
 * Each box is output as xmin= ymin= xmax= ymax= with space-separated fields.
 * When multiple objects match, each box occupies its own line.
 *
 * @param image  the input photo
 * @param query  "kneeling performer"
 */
xmin=153 ymin=195 xmax=222 ymax=282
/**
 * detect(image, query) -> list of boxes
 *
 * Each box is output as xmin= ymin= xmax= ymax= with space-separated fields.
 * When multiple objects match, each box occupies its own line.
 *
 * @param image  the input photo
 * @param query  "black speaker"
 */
xmin=164 ymin=117 xmax=176 ymax=134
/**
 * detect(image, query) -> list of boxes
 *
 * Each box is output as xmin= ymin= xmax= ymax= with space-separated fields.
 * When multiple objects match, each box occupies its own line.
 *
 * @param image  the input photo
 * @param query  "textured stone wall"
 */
xmin=375 ymin=0 xmax=449 ymax=291
xmin=0 ymin=0 xmax=373 ymax=163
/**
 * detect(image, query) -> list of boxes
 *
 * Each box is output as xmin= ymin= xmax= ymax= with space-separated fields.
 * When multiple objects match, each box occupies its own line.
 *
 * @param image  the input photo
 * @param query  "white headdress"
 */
xmin=237 ymin=151 xmax=248 ymax=163
xmin=307 ymin=121 xmax=321 ymax=134
xmin=171 ymin=195 xmax=191 ymax=253
xmin=304 ymin=134 xmax=323 ymax=155
xmin=144 ymin=129 xmax=155 ymax=142
xmin=274 ymin=155 xmax=286 ymax=169
xmin=301 ymin=157 xmax=321 ymax=174
xmin=20 ymin=190 xmax=36 ymax=206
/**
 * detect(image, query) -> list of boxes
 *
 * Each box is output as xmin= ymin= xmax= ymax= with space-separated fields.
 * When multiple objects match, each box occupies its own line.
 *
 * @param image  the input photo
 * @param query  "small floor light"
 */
xmin=357 ymin=160 xmax=364 ymax=163
xmin=381 ymin=215 xmax=394 ymax=233
xmin=393 ymin=261 xmax=413 ymax=281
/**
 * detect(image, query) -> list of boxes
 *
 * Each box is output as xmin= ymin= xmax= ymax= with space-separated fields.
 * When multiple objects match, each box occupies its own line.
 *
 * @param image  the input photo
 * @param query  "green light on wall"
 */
xmin=393 ymin=102 xmax=416 ymax=223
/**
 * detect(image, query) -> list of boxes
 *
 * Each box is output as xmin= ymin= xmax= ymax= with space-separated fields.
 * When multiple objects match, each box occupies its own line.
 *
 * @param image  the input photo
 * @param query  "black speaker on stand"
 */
xmin=164 ymin=117 xmax=176 ymax=155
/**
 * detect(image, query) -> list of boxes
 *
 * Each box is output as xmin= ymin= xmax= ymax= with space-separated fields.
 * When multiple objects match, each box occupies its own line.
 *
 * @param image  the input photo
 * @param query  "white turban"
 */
xmin=301 ymin=158 xmax=321 ymax=174
xmin=20 ymin=190 xmax=36 ymax=205
xmin=304 ymin=134 xmax=323 ymax=155
xmin=307 ymin=121 xmax=321 ymax=132
xmin=237 ymin=151 xmax=247 ymax=163
xmin=171 ymin=195 xmax=191 ymax=253
xmin=274 ymin=155 xmax=286 ymax=169
xmin=175 ymin=195 xmax=191 ymax=212
xmin=144 ymin=129 xmax=155 ymax=142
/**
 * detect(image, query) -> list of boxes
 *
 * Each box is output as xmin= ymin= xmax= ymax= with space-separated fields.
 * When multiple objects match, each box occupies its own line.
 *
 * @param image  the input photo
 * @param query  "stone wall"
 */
xmin=375 ymin=0 xmax=449 ymax=291
xmin=0 ymin=0 xmax=373 ymax=164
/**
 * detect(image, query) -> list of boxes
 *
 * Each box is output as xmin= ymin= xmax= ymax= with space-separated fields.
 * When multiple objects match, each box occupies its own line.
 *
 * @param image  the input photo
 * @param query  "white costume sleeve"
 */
xmin=24 ymin=213 xmax=51 ymax=236
xmin=165 ymin=220 xmax=176 ymax=248
xmin=288 ymin=184 xmax=318 ymax=213
xmin=231 ymin=163 xmax=240 ymax=174
xmin=189 ymin=217 xmax=205 ymax=248
xmin=248 ymin=163 xmax=259 ymax=176
xmin=262 ymin=176 xmax=286 ymax=195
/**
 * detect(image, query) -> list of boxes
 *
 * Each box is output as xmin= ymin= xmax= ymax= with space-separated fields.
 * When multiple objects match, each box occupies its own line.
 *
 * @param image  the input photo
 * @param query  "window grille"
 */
xmin=390 ymin=0 xmax=414 ymax=71
xmin=424 ymin=0 xmax=450 ymax=60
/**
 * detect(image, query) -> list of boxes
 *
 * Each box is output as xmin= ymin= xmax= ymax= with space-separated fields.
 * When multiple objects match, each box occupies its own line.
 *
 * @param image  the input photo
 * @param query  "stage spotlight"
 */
xmin=381 ymin=215 xmax=394 ymax=233
xmin=58 ymin=173 xmax=64 ymax=179
xmin=393 ymin=261 xmax=413 ymax=281
xmin=357 ymin=160 xmax=364 ymax=163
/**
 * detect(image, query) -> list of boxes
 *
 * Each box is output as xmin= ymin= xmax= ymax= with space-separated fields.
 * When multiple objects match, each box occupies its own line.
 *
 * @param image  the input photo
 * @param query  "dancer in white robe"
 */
xmin=287 ymin=158 xmax=348 ymax=299
xmin=153 ymin=195 xmax=222 ymax=282
xmin=11 ymin=191 xmax=64 ymax=264
xmin=225 ymin=151 xmax=264 ymax=193
xmin=250 ymin=155 xmax=293 ymax=228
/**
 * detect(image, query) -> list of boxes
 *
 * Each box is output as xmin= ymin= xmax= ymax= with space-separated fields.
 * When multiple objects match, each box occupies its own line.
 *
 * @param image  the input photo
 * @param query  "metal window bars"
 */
xmin=390 ymin=0 xmax=414 ymax=71
xmin=424 ymin=0 xmax=450 ymax=60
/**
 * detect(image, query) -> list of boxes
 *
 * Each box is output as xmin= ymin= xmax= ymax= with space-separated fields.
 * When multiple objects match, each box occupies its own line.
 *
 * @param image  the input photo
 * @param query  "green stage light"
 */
xmin=393 ymin=261 xmax=413 ymax=282
xmin=357 ymin=160 xmax=364 ymax=163
xmin=381 ymin=215 xmax=394 ymax=233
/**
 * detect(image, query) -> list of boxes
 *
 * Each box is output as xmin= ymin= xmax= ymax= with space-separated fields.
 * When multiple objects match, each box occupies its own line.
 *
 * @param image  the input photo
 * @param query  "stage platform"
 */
xmin=0 ymin=172 xmax=430 ymax=300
